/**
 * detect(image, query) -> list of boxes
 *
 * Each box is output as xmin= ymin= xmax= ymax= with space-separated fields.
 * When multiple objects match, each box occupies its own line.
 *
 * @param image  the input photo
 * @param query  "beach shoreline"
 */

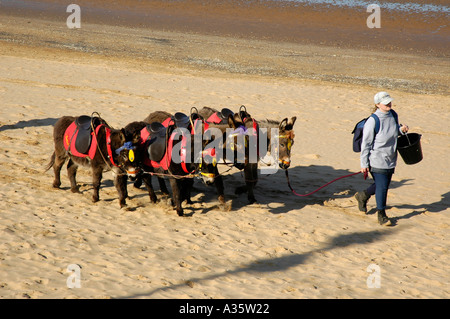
xmin=0 ymin=9 xmax=448 ymax=95
xmin=2 ymin=0 xmax=449 ymax=55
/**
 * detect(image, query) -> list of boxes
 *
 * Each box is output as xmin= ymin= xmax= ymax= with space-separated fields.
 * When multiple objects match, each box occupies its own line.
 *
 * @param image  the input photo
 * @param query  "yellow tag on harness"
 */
xmin=129 ymin=149 xmax=135 ymax=162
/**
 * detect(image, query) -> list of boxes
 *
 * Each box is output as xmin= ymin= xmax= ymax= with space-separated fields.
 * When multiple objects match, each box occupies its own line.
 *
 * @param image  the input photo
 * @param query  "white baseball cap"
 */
xmin=374 ymin=92 xmax=393 ymax=105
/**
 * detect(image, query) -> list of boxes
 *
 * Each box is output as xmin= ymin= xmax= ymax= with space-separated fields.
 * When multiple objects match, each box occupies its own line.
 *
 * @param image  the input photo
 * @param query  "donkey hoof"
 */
xmin=71 ymin=187 xmax=81 ymax=194
xmin=149 ymin=195 xmax=157 ymax=203
xmin=177 ymin=210 xmax=184 ymax=217
xmin=52 ymin=182 xmax=61 ymax=189
xmin=120 ymin=203 xmax=127 ymax=209
xmin=92 ymin=196 xmax=100 ymax=203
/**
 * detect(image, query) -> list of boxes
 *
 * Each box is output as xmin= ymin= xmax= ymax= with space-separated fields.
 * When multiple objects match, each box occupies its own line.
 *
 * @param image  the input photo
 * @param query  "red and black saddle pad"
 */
xmin=206 ymin=108 xmax=234 ymax=124
xmin=63 ymin=116 xmax=104 ymax=159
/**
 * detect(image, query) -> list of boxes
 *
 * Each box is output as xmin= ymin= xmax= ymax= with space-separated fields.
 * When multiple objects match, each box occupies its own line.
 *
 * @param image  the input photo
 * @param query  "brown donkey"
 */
xmin=45 ymin=115 xmax=140 ymax=208
xmin=199 ymin=106 xmax=296 ymax=204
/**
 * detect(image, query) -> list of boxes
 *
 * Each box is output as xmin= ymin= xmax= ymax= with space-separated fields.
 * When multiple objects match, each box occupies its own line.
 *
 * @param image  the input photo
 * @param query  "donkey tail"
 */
xmin=44 ymin=151 xmax=56 ymax=172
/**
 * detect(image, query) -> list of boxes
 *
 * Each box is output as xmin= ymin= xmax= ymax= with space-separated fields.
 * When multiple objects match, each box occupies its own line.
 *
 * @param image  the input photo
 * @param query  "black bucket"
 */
xmin=397 ymin=133 xmax=423 ymax=165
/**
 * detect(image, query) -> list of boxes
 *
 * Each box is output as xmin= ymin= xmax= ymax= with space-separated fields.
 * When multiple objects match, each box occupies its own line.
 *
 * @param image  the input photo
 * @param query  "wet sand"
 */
xmin=2 ymin=0 xmax=449 ymax=55
xmin=1 ymin=0 xmax=449 ymax=94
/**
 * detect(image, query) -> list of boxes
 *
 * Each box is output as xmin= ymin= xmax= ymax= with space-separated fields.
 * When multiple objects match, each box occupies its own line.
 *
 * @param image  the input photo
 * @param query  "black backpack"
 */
xmin=352 ymin=110 xmax=398 ymax=152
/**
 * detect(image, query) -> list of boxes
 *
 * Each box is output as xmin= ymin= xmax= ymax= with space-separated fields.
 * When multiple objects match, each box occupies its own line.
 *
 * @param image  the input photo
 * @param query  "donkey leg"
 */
xmin=181 ymin=178 xmax=194 ymax=205
xmin=52 ymin=152 xmax=66 ymax=189
xmin=67 ymin=159 xmax=81 ymax=193
xmin=92 ymin=166 xmax=103 ymax=203
xmin=142 ymin=174 xmax=157 ymax=203
xmin=157 ymin=177 xmax=170 ymax=196
xmin=114 ymin=173 xmax=128 ymax=208
xmin=169 ymin=178 xmax=184 ymax=216
xmin=244 ymin=163 xmax=258 ymax=204
xmin=214 ymin=169 xmax=226 ymax=204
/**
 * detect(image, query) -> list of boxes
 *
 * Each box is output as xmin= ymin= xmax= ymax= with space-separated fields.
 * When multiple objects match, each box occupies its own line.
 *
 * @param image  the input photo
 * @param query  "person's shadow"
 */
xmin=388 ymin=191 xmax=450 ymax=225
xmin=117 ymin=227 xmax=398 ymax=299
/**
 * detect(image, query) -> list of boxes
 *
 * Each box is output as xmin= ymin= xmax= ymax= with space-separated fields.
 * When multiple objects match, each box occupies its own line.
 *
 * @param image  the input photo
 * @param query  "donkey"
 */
xmin=199 ymin=106 xmax=259 ymax=203
xmin=257 ymin=117 xmax=297 ymax=170
xmin=45 ymin=115 xmax=141 ymax=208
xmin=127 ymin=111 xmax=220 ymax=216
xmin=200 ymin=106 xmax=296 ymax=204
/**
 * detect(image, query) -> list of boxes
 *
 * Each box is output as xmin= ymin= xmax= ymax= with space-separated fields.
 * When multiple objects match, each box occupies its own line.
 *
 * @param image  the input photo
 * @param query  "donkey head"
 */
xmin=189 ymin=116 xmax=218 ymax=185
xmin=227 ymin=110 xmax=259 ymax=168
xmin=277 ymin=117 xmax=296 ymax=169
xmin=114 ymin=127 xmax=142 ymax=177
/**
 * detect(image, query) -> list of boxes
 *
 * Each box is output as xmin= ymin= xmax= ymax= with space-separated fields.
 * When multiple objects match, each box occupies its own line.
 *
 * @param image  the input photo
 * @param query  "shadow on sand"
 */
xmin=117 ymin=227 xmax=398 ymax=299
xmin=0 ymin=117 xmax=59 ymax=132
xmin=189 ymin=164 xmax=414 ymax=215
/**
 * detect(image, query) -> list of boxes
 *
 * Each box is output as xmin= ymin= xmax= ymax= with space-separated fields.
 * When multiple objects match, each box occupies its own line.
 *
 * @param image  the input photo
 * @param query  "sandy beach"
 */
xmin=0 ymin=1 xmax=449 ymax=299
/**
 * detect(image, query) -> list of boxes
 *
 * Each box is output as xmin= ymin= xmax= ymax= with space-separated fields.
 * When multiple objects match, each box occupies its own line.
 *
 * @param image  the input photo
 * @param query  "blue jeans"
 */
xmin=366 ymin=168 xmax=394 ymax=211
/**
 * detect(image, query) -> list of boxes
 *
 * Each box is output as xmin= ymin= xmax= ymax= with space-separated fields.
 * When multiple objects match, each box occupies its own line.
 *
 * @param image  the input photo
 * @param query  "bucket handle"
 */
xmin=405 ymin=133 xmax=411 ymax=146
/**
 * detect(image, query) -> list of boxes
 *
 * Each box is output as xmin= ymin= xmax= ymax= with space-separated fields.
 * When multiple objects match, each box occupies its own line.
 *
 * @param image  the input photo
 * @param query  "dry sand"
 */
xmin=0 ymin=3 xmax=449 ymax=299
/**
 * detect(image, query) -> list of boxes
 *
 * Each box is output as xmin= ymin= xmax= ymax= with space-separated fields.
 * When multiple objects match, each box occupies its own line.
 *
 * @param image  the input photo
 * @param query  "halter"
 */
xmin=275 ymin=130 xmax=295 ymax=166
xmin=105 ymin=127 xmax=123 ymax=169
xmin=192 ymin=118 xmax=217 ymax=178
xmin=277 ymin=131 xmax=295 ymax=151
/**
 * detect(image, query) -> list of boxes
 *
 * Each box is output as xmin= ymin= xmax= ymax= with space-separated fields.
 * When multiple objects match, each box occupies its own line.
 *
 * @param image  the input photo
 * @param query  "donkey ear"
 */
xmin=287 ymin=116 xmax=297 ymax=129
xmin=228 ymin=114 xmax=237 ymax=129
xmin=119 ymin=128 xmax=127 ymax=142
xmin=279 ymin=118 xmax=288 ymax=130
xmin=132 ymin=131 xmax=141 ymax=144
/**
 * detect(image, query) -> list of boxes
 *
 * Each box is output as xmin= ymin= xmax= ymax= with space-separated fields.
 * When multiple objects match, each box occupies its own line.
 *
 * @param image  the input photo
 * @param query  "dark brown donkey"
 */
xmin=45 ymin=115 xmax=140 ymax=208
xmin=124 ymin=111 xmax=219 ymax=216
xmin=199 ymin=106 xmax=296 ymax=204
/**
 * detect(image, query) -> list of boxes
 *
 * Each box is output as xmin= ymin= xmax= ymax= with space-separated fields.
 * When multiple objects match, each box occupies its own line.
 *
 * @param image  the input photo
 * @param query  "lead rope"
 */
xmin=285 ymin=170 xmax=362 ymax=197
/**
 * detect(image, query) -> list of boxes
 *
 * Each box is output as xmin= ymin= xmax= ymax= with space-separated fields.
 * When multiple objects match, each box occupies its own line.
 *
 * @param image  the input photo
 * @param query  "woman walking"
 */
xmin=355 ymin=92 xmax=409 ymax=225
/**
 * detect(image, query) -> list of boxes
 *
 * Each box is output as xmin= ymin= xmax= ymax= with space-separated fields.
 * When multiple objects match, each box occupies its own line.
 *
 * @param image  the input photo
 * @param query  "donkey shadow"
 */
xmin=69 ymin=164 xmax=416 ymax=217
xmin=191 ymin=164 xmax=414 ymax=215
xmin=0 ymin=118 xmax=59 ymax=132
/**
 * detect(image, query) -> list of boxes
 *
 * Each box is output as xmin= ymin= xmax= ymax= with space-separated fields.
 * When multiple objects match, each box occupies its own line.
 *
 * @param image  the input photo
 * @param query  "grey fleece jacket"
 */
xmin=360 ymin=109 xmax=404 ymax=170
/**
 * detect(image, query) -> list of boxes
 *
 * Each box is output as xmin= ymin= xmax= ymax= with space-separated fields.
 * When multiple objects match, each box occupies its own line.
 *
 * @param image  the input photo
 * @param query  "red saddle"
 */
xmin=63 ymin=117 xmax=104 ymax=159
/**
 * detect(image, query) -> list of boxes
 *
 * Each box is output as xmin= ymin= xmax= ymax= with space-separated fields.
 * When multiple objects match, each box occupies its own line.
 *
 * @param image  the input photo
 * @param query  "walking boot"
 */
xmin=377 ymin=209 xmax=392 ymax=226
xmin=355 ymin=190 xmax=370 ymax=213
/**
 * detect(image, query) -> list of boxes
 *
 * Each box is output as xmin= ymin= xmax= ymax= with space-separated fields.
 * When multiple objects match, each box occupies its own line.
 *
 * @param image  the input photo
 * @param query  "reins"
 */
xmin=91 ymin=112 xmax=115 ymax=170
xmin=90 ymin=112 xmax=125 ymax=173
xmin=285 ymin=169 xmax=362 ymax=197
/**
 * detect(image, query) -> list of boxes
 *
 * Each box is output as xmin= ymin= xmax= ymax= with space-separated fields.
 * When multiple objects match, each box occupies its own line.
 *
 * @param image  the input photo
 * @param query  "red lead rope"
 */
xmin=285 ymin=170 xmax=363 ymax=197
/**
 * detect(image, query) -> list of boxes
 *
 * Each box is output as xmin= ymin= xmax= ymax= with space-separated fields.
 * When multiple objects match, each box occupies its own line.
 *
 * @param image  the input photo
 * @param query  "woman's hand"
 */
xmin=361 ymin=167 xmax=369 ymax=179
xmin=400 ymin=124 xmax=409 ymax=133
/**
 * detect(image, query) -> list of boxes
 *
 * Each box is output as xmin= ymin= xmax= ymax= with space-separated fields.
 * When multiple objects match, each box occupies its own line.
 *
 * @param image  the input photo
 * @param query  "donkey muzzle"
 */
xmin=279 ymin=159 xmax=291 ymax=170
